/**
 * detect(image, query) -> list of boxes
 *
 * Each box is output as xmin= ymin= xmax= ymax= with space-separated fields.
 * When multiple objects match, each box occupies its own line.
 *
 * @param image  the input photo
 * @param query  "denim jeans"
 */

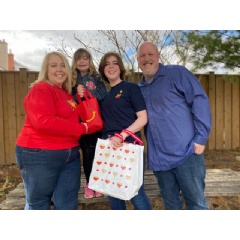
xmin=153 ymin=153 xmax=209 ymax=210
xmin=102 ymin=133 xmax=152 ymax=210
xmin=79 ymin=131 xmax=102 ymax=183
xmin=108 ymin=184 xmax=152 ymax=210
xmin=15 ymin=145 xmax=81 ymax=210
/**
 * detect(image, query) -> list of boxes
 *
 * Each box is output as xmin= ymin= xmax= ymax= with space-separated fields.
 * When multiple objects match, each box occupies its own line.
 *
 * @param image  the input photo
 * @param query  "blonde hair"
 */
xmin=30 ymin=51 xmax=72 ymax=94
xmin=71 ymin=48 xmax=98 ymax=87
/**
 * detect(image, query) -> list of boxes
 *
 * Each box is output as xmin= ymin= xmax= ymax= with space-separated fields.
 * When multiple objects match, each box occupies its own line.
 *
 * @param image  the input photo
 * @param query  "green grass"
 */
xmin=0 ymin=176 xmax=10 ymax=196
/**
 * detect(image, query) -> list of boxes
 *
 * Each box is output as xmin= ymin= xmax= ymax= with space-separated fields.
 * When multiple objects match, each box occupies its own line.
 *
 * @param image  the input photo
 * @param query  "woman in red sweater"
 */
xmin=15 ymin=51 xmax=94 ymax=210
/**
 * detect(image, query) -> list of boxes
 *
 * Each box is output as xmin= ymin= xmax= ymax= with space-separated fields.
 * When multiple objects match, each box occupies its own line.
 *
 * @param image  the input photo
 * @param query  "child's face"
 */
xmin=76 ymin=55 xmax=90 ymax=75
xmin=104 ymin=55 xmax=121 ymax=82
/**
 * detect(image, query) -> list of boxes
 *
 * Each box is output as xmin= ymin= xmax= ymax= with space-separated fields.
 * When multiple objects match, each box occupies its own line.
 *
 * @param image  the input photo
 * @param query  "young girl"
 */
xmin=97 ymin=52 xmax=152 ymax=210
xmin=72 ymin=48 xmax=107 ymax=198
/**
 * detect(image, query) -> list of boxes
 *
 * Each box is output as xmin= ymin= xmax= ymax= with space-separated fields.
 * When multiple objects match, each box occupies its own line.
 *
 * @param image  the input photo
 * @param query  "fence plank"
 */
xmin=15 ymin=71 xmax=22 ymax=135
xmin=2 ymin=72 xmax=10 ymax=164
xmin=215 ymin=76 xmax=224 ymax=149
xmin=6 ymin=72 xmax=17 ymax=164
xmin=224 ymin=80 xmax=232 ymax=149
xmin=27 ymin=71 xmax=38 ymax=86
xmin=18 ymin=69 xmax=29 ymax=135
xmin=231 ymin=79 xmax=240 ymax=149
xmin=198 ymin=74 xmax=208 ymax=93
xmin=0 ymin=73 xmax=5 ymax=165
xmin=208 ymin=72 xmax=216 ymax=150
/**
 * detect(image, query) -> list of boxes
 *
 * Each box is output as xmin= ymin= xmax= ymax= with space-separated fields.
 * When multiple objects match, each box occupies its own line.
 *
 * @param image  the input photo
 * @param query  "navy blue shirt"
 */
xmin=101 ymin=81 xmax=146 ymax=142
xmin=138 ymin=63 xmax=212 ymax=171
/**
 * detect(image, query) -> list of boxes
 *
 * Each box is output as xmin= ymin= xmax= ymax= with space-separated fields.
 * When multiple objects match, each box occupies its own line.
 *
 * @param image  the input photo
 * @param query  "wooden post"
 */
xmin=208 ymin=72 xmax=216 ymax=150
xmin=0 ymin=72 xmax=5 ymax=165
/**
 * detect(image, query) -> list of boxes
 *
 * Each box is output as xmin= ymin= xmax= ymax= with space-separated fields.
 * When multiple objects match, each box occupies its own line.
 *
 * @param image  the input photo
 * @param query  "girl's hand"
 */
xmin=110 ymin=136 xmax=123 ymax=147
xmin=82 ymin=123 xmax=88 ymax=133
xmin=77 ymin=84 xmax=85 ymax=98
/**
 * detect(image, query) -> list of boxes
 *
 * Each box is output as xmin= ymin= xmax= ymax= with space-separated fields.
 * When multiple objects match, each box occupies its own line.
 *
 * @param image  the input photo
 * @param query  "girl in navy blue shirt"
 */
xmin=97 ymin=51 xmax=152 ymax=210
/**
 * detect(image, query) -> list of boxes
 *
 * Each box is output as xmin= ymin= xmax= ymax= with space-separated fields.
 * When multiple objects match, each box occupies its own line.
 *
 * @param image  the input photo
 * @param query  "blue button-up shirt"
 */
xmin=138 ymin=63 xmax=212 ymax=171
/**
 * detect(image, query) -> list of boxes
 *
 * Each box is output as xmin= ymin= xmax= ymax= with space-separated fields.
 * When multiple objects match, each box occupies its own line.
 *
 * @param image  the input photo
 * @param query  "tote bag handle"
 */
xmin=77 ymin=89 xmax=94 ymax=103
xmin=115 ymin=129 xmax=143 ymax=146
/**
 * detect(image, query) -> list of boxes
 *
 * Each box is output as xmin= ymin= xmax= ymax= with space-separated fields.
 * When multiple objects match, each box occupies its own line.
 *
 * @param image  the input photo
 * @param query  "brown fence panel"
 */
xmin=0 ymin=69 xmax=39 ymax=165
xmin=1 ymin=70 xmax=240 ymax=165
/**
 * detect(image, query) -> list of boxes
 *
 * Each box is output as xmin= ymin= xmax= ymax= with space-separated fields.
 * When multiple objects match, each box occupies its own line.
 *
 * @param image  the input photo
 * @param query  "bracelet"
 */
xmin=114 ymin=132 xmax=123 ymax=142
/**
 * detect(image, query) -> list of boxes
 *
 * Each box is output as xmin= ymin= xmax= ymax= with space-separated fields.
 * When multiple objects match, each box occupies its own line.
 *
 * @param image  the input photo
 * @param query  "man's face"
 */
xmin=137 ymin=43 xmax=160 ymax=79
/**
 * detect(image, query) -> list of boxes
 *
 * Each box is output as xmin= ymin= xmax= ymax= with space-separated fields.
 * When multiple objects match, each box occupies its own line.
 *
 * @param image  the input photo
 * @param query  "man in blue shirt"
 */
xmin=137 ymin=41 xmax=212 ymax=210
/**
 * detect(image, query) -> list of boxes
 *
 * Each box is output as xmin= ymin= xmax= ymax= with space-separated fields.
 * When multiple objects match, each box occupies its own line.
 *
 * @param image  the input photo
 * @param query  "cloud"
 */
xmin=0 ymin=30 xmax=110 ymax=70
xmin=1 ymin=30 xmax=239 ymax=74
xmin=0 ymin=30 xmax=53 ymax=70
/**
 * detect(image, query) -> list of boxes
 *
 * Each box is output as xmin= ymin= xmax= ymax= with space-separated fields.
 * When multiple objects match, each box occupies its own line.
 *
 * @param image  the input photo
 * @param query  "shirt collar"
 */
xmin=139 ymin=63 xmax=166 ymax=86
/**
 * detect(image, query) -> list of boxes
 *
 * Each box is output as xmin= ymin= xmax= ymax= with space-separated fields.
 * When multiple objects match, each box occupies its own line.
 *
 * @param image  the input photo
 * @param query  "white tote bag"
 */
xmin=89 ymin=137 xmax=144 ymax=200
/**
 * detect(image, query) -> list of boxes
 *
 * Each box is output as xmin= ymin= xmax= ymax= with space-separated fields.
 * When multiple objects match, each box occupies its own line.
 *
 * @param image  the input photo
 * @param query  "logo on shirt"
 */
xmin=67 ymin=99 xmax=77 ymax=110
xmin=115 ymin=90 xmax=123 ymax=98
xmin=86 ymin=81 xmax=96 ymax=90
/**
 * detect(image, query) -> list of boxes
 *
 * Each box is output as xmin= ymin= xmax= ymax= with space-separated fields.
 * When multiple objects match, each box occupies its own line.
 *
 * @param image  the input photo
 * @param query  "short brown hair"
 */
xmin=98 ymin=52 xmax=126 ymax=83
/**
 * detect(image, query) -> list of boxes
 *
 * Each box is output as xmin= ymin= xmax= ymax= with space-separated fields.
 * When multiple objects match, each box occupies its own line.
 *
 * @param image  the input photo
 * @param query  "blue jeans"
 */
xmin=79 ymin=131 xmax=101 ymax=183
xmin=102 ymin=133 xmax=152 ymax=210
xmin=108 ymin=184 xmax=152 ymax=210
xmin=153 ymin=153 xmax=209 ymax=210
xmin=15 ymin=145 xmax=81 ymax=210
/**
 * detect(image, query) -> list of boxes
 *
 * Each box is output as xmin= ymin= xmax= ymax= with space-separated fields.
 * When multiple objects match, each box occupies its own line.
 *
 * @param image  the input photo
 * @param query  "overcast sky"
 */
xmin=1 ymin=30 xmax=56 ymax=70
xmin=0 ymin=30 xmax=103 ymax=70
xmin=0 ymin=2 xmax=238 ymax=72
xmin=1 ymin=29 xmax=238 ymax=74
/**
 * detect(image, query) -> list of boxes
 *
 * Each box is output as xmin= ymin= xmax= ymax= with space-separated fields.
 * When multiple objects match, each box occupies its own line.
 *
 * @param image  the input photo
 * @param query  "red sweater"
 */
xmin=16 ymin=81 xmax=87 ymax=150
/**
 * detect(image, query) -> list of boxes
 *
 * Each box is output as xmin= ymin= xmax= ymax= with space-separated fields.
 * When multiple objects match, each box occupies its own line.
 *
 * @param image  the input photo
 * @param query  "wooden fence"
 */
xmin=0 ymin=69 xmax=240 ymax=165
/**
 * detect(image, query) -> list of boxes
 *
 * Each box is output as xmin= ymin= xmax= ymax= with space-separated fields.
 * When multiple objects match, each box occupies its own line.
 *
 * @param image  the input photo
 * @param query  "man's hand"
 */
xmin=194 ymin=143 xmax=205 ymax=154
